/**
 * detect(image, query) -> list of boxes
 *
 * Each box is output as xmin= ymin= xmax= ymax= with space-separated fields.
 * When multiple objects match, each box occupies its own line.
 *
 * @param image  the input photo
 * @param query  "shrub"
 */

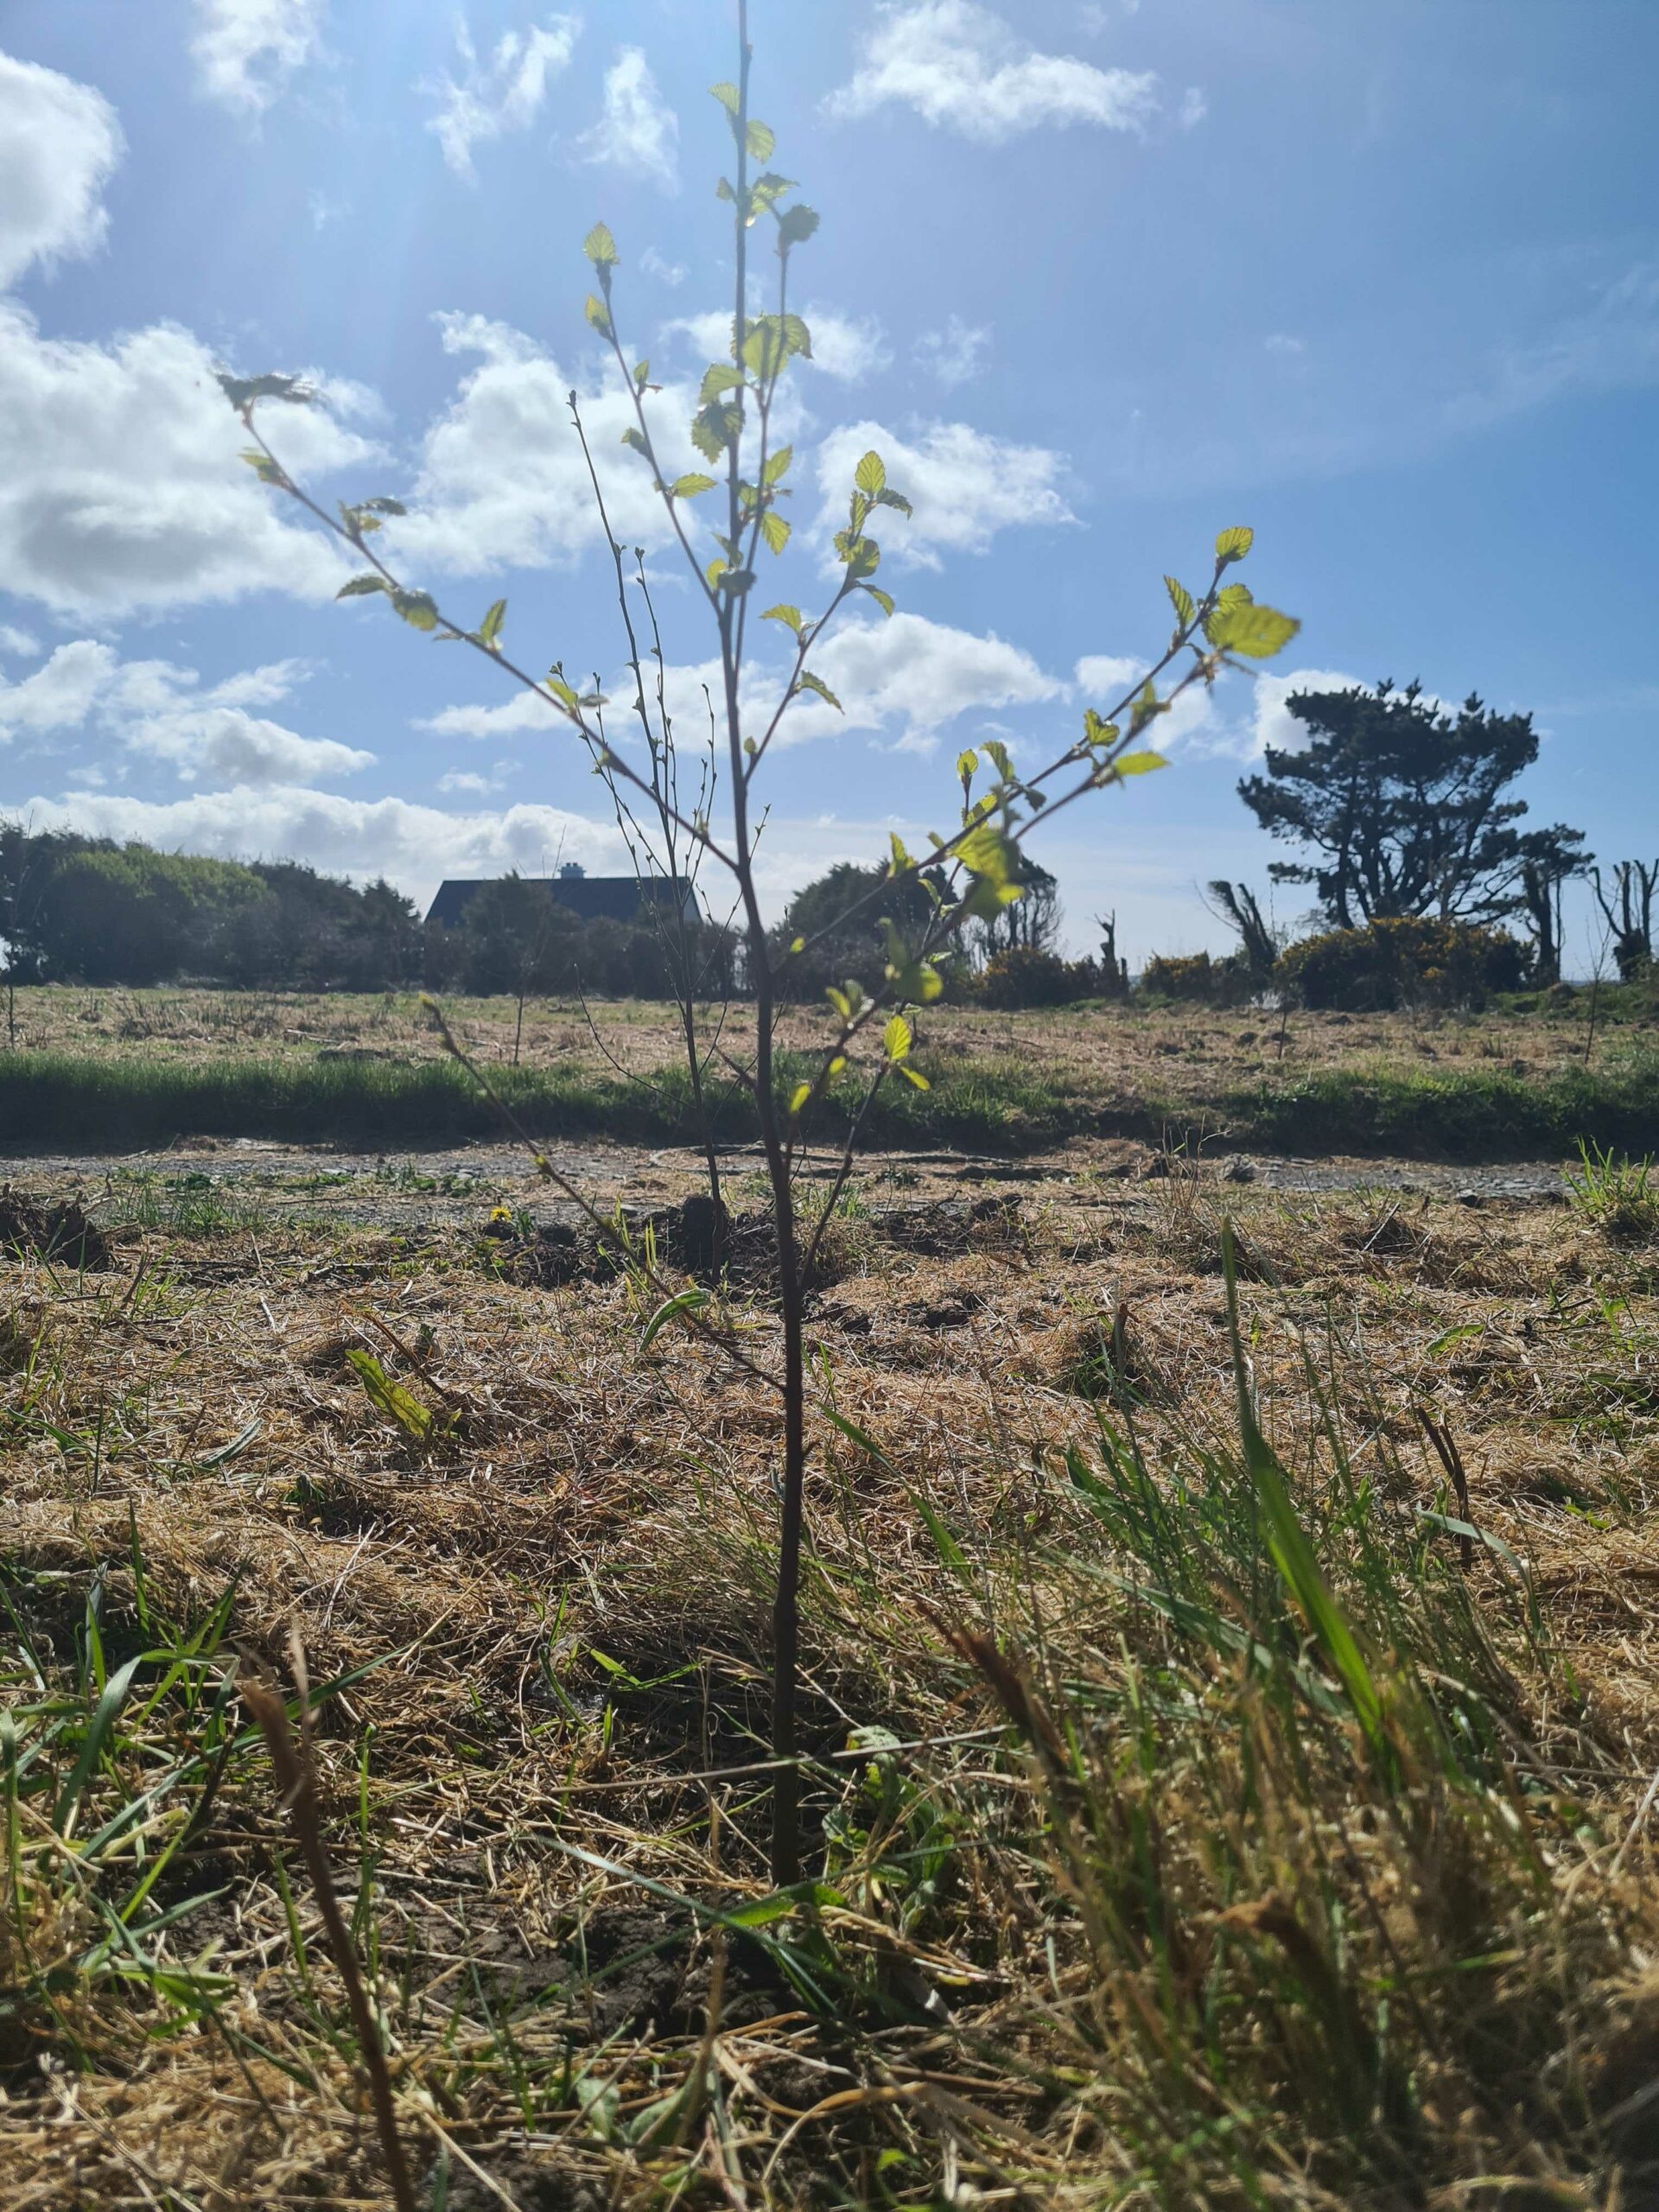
xmin=1139 ymin=950 xmax=1252 ymax=1005
xmin=976 ymin=948 xmax=1098 ymax=1008
xmin=1277 ymin=916 xmax=1527 ymax=1012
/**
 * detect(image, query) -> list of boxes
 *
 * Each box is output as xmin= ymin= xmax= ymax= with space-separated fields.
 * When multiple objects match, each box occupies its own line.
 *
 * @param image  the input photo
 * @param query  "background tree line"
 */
xmin=3 ymin=679 xmax=1652 ymax=1010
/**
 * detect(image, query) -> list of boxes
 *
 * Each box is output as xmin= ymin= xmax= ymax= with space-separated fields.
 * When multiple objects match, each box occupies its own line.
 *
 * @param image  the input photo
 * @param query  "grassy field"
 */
xmin=3 ymin=982 xmax=1659 ymax=1158
xmin=3 ymin=1142 xmax=1659 ymax=2207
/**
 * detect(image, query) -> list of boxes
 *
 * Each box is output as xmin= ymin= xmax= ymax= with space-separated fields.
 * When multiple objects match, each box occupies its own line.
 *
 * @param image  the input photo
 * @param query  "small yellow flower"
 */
xmin=489 ymin=1205 xmax=513 ymax=1223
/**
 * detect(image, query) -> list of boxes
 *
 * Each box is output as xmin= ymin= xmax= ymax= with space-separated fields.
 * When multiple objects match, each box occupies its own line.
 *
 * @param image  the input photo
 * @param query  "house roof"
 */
xmin=424 ymin=876 xmax=699 ymax=929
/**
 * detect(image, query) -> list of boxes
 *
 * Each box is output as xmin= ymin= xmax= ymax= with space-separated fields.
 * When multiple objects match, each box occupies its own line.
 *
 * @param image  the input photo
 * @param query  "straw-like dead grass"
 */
xmin=3 ymin=1155 xmax=1658 ymax=2208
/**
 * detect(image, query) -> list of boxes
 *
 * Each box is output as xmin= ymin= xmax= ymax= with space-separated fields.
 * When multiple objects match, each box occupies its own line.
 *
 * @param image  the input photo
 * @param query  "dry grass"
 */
xmin=3 ymin=1146 xmax=1659 ymax=2208
xmin=9 ymin=980 xmax=1655 ymax=1095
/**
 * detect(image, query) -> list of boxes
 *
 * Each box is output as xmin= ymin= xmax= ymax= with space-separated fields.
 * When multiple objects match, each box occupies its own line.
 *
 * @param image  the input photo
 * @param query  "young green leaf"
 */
xmin=760 ymin=511 xmax=791 ymax=555
xmin=746 ymin=118 xmax=776 ymax=162
xmin=1083 ymin=709 xmax=1120 ymax=748
xmin=346 ymin=1349 xmax=434 ymax=1440
xmin=762 ymin=602 xmax=804 ymax=634
xmin=671 ymin=473 xmax=718 ymax=499
xmin=700 ymin=362 xmax=743 ymax=401
xmin=337 ymin=575 xmax=388 ymax=600
xmin=762 ymin=443 xmax=793 ymax=486
xmin=1112 ymin=749 xmax=1168 ymax=777
xmin=776 ymin=202 xmax=821 ymax=250
xmin=899 ymin=1063 xmax=931 ymax=1091
xmin=787 ymin=1081 xmax=811 ymax=1116
xmin=391 ymin=589 xmax=440 ymax=632
xmin=620 ymin=425 xmax=648 ymax=458
xmin=582 ymin=221 xmax=619 ymax=267
xmin=798 ymin=671 xmax=842 ymax=710
xmin=855 ymin=450 xmax=887 ymax=497
xmin=583 ymin=294 xmax=613 ymax=337
xmin=1164 ymin=575 xmax=1196 ymax=626
xmin=709 ymin=80 xmax=741 ymax=116
xmin=862 ymin=584 xmax=895 ymax=618
xmin=477 ymin=598 xmax=507 ymax=651
xmin=640 ymin=1287 xmax=711 ymax=1350
xmin=1214 ymin=524 xmax=1255 ymax=565
xmin=883 ymin=1014 xmax=912 ymax=1062
xmin=1207 ymin=601 xmax=1300 ymax=658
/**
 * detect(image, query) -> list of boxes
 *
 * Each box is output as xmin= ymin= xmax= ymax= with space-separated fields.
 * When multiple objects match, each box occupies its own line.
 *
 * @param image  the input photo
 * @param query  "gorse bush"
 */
xmin=974 ymin=945 xmax=1099 ymax=1008
xmin=1140 ymin=947 xmax=1255 ymax=1004
xmin=222 ymin=1 xmax=1300 ymax=1886
xmin=1279 ymin=914 xmax=1529 ymax=1011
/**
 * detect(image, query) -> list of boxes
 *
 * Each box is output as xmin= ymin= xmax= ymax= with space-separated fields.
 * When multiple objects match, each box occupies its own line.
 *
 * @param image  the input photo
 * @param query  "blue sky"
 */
xmin=0 ymin=0 xmax=1654 ymax=963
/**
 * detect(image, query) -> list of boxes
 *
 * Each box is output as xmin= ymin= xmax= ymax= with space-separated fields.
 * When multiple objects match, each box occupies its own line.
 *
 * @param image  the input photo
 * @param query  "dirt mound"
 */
xmin=0 ymin=1187 xmax=112 ymax=1270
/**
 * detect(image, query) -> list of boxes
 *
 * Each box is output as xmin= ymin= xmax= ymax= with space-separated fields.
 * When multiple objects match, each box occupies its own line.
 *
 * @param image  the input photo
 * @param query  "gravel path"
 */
xmin=3 ymin=1135 xmax=1573 ymax=1231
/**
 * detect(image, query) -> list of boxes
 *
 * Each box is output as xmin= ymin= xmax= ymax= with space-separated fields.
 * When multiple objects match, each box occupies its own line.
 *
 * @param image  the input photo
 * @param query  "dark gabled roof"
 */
xmin=425 ymin=876 xmax=699 ymax=929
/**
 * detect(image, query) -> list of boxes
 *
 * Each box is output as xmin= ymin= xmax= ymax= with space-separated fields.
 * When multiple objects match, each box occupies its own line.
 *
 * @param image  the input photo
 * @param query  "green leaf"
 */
xmin=1215 ymin=524 xmax=1255 ymax=565
xmin=345 ymin=1349 xmax=434 ymax=1440
xmin=834 ymin=531 xmax=880 ymax=579
xmin=670 ymin=472 xmax=718 ymax=499
xmin=390 ymin=589 xmax=440 ymax=632
xmin=582 ymin=222 xmax=618 ymax=267
xmin=54 ymin=1655 xmax=143 ymax=1835
xmin=746 ymin=118 xmax=776 ymax=162
xmin=980 ymin=738 xmax=1015 ymax=785
xmin=240 ymin=448 xmax=288 ymax=486
xmin=583 ymin=293 xmax=613 ymax=336
xmin=863 ymin=584 xmax=895 ymax=618
xmin=620 ymin=425 xmax=648 ymax=458
xmin=874 ymin=486 xmax=913 ymax=517
xmin=1112 ymin=750 xmax=1168 ymax=777
xmin=787 ymin=1081 xmax=811 ymax=1116
xmin=640 ymin=1287 xmax=710 ymax=1350
xmin=1165 ymin=575 xmax=1195 ymax=626
xmin=760 ymin=510 xmax=791 ymax=555
xmin=701 ymin=362 xmax=743 ymax=400
xmin=709 ymin=80 xmax=741 ymax=116
xmin=546 ymin=675 xmax=581 ymax=712
xmin=1207 ymin=601 xmax=1300 ymax=658
xmin=888 ymin=831 xmax=915 ymax=875
xmin=798 ymin=671 xmax=842 ymax=711
xmin=957 ymin=748 xmax=977 ymax=791
xmin=893 ymin=960 xmax=944 ymax=1005
xmin=762 ymin=602 xmax=804 ymax=635
xmin=336 ymin=575 xmax=388 ymax=600
xmin=957 ymin=820 xmax=1019 ymax=890
xmin=899 ymin=1062 xmax=931 ymax=1090
xmin=633 ymin=358 xmax=651 ymax=390
xmin=825 ymin=986 xmax=851 ymax=1020
xmin=719 ymin=568 xmax=754 ymax=596
xmin=776 ymin=203 xmax=820 ymax=249
xmin=217 ymin=370 xmax=314 ymax=410
xmin=762 ymin=443 xmax=793 ymax=486
xmin=690 ymin=400 xmax=742 ymax=463
xmin=477 ymin=598 xmax=507 ymax=651
xmin=855 ymin=450 xmax=887 ymax=497
xmin=1083 ymin=709 xmax=1119 ymax=749
xmin=883 ymin=1014 xmax=912 ymax=1063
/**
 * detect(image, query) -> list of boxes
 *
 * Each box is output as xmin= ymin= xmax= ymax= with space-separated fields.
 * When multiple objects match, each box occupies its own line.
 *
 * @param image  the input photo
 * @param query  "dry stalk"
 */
xmin=239 ymin=1634 xmax=419 ymax=2212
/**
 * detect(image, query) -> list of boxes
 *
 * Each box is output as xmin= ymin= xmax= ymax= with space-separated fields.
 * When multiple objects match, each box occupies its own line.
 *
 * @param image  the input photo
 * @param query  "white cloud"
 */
xmin=387 ymin=312 xmax=701 ymax=576
xmin=801 ymin=306 xmax=892 ymax=382
xmin=0 ymin=641 xmax=372 ymax=789
xmin=827 ymin=1 xmax=1160 ymax=143
xmin=0 ymin=50 xmax=124 ymax=290
xmin=639 ymin=245 xmax=686 ymax=287
xmin=424 ymin=15 xmax=580 ymax=180
xmin=1264 ymin=332 xmax=1306 ymax=356
xmin=0 ymin=625 xmax=41 ymax=659
xmin=0 ymin=305 xmax=374 ymax=618
xmin=915 ymin=315 xmax=990 ymax=389
xmin=190 ymin=0 xmax=327 ymax=115
xmin=437 ymin=768 xmax=505 ymax=795
xmin=1178 ymin=86 xmax=1207 ymax=130
xmin=815 ymin=417 xmax=1076 ymax=567
xmin=1241 ymin=667 xmax=1366 ymax=762
xmin=575 ymin=47 xmax=679 ymax=191
xmin=14 ymin=786 xmax=627 ymax=902
xmin=802 ymin=612 xmax=1064 ymax=751
xmin=129 ymin=708 xmax=372 ymax=786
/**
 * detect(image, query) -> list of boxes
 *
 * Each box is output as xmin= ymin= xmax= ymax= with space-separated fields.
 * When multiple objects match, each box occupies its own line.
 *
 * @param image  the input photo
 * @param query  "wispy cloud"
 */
xmin=424 ymin=15 xmax=581 ymax=181
xmin=574 ymin=47 xmax=679 ymax=192
xmin=915 ymin=315 xmax=991 ymax=388
xmin=190 ymin=0 xmax=327 ymax=116
xmin=827 ymin=0 xmax=1160 ymax=143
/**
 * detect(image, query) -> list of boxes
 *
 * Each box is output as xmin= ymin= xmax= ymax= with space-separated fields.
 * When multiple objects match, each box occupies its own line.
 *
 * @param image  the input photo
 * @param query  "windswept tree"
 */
xmin=1592 ymin=858 xmax=1659 ymax=978
xmin=219 ymin=6 xmax=1300 ymax=1881
xmin=1237 ymin=678 xmax=1580 ymax=932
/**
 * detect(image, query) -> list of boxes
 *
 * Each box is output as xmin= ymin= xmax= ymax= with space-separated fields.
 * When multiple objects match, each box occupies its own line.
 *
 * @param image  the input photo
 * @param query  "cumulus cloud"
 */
xmin=14 ymin=786 xmax=627 ymax=899
xmin=0 ymin=641 xmax=372 ymax=789
xmin=190 ymin=0 xmax=327 ymax=115
xmin=386 ymin=312 xmax=702 ymax=576
xmin=914 ymin=316 xmax=991 ymax=389
xmin=816 ymin=417 xmax=1076 ymax=567
xmin=0 ymin=49 xmax=124 ymax=290
xmin=424 ymin=15 xmax=580 ymax=179
xmin=574 ymin=47 xmax=679 ymax=191
xmin=801 ymin=307 xmax=892 ymax=382
xmin=826 ymin=1 xmax=1160 ymax=143
xmin=0 ymin=307 xmax=373 ymax=618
